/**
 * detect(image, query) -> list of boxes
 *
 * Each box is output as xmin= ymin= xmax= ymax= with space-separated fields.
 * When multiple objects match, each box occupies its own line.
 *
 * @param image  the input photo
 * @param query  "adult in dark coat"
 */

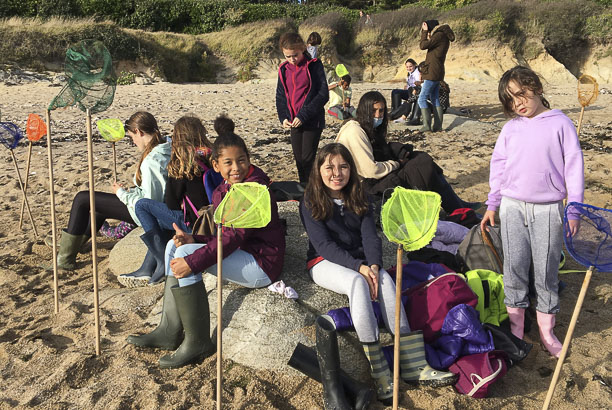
xmin=418 ymin=20 xmax=455 ymax=132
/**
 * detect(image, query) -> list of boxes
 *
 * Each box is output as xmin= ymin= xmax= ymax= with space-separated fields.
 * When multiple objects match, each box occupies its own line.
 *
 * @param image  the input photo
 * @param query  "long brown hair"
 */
xmin=498 ymin=66 xmax=550 ymax=118
xmin=125 ymin=111 xmax=164 ymax=186
xmin=304 ymin=143 xmax=368 ymax=221
xmin=167 ymin=115 xmax=212 ymax=179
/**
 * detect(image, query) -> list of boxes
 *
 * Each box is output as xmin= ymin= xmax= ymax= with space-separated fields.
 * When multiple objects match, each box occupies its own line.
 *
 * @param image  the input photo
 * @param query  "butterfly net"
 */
xmin=335 ymin=64 xmax=349 ymax=78
xmin=214 ymin=182 xmax=271 ymax=228
xmin=48 ymin=40 xmax=117 ymax=114
xmin=381 ymin=187 xmax=441 ymax=251
xmin=26 ymin=114 xmax=47 ymax=142
xmin=564 ymin=202 xmax=612 ymax=272
xmin=577 ymin=75 xmax=599 ymax=108
xmin=97 ymin=118 xmax=125 ymax=142
xmin=0 ymin=122 xmax=24 ymax=150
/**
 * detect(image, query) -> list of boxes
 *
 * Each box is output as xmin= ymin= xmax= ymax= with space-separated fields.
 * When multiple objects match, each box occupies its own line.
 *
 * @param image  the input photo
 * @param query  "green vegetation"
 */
xmin=117 ymin=70 xmax=136 ymax=85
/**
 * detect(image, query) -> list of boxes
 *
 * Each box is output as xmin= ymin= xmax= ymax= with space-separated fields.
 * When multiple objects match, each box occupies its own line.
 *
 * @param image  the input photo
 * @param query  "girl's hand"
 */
xmin=567 ymin=219 xmax=580 ymax=237
xmin=291 ymin=117 xmax=302 ymax=128
xmin=421 ymin=22 xmax=428 ymax=31
xmin=170 ymin=257 xmax=192 ymax=278
xmin=173 ymin=223 xmax=194 ymax=247
xmin=359 ymin=264 xmax=378 ymax=301
xmin=282 ymin=119 xmax=292 ymax=129
xmin=111 ymin=181 xmax=124 ymax=194
xmin=481 ymin=210 xmax=496 ymax=232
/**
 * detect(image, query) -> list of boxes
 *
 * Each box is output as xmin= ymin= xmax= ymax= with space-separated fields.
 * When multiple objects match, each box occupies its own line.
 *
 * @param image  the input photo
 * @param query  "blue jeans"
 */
xmin=418 ymin=80 xmax=441 ymax=108
xmin=135 ymin=198 xmax=190 ymax=233
xmin=164 ymin=240 xmax=271 ymax=289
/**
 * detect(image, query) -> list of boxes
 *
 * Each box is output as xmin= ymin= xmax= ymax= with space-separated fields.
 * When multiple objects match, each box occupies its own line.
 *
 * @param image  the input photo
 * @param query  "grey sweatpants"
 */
xmin=310 ymin=259 xmax=410 ymax=343
xmin=500 ymin=196 xmax=564 ymax=314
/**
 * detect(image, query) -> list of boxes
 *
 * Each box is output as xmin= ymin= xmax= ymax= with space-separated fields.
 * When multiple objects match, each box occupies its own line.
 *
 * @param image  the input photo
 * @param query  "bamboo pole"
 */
xmin=10 ymin=149 xmax=38 ymax=239
xmin=216 ymin=223 xmax=223 ymax=410
xmin=46 ymin=110 xmax=59 ymax=314
xmin=112 ymin=142 xmax=117 ymax=181
xmin=542 ymin=266 xmax=594 ymax=410
xmin=86 ymin=108 xmax=101 ymax=355
xmin=18 ymin=142 xmax=33 ymax=229
xmin=392 ymin=245 xmax=403 ymax=410
xmin=576 ymin=106 xmax=585 ymax=138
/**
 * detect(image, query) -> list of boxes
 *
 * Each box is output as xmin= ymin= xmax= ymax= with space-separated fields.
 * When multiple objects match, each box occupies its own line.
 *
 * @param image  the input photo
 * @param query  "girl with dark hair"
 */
xmin=301 ymin=143 xmax=456 ymax=405
xmin=118 ymin=115 xmax=216 ymax=288
xmin=390 ymin=58 xmax=421 ymax=112
xmin=48 ymin=111 xmax=171 ymax=271
xmin=127 ymin=133 xmax=286 ymax=369
xmin=482 ymin=66 xmax=584 ymax=358
xmin=306 ymin=31 xmax=322 ymax=59
xmin=276 ymin=32 xmax=329 ymax=184
xmin=335 ymin=91 xmax=478 ymax=213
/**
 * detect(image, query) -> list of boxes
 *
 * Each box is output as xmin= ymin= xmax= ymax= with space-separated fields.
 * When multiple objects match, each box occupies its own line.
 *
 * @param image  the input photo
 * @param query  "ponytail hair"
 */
xmin=125 ymin=111 xmax=164 ymax=186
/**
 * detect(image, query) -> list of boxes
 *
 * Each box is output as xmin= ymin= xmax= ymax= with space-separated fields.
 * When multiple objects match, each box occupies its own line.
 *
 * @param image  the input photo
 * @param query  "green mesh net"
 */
xmin=96 ymin=118 xmax=125 ymax=142
xmin=335 ymin=64 xmax=349 ymax=77
xmin=48 ymin=40 xmax=117 ymax=114
xmin=214 ymin=182 xmax=271 ymax=228
xmin=381 ymin=187 xmax=441 ymax=251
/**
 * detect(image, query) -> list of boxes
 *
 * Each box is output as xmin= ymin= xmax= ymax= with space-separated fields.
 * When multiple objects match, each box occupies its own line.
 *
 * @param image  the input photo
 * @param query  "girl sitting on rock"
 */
xmin=126 ymin=132 xmax=286 ymax=369
xmin=300 ymin=143 xmax=457 ymax=405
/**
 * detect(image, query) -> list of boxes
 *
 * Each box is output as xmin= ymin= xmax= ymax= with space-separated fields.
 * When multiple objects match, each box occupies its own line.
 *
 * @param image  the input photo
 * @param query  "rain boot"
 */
xmin=159 ymin=280 xmax=215 ymax=369
xmin=437 ymin=174 xmax=482 ymax=213
xmin=288 ymin=343 xmax=374 ymax=410
xmin=142 ymin=227 xmax=170 ymax=285
xmin=117 ymin=250 xmax=156 ymax=288
xmin=399 ymin=330 xmax=458 ymax=387
xmin=506 ymin=307 xmax=526 ymax=339
xmin=315 ymin=315 xmax=352 ymax=410
xmin=536 ymin=311 xmax=562 ymax=358
xmin=52 ymin=230 xmax=88 ymax=271
xmin=126 ymin=275 xmax=183 ymax=350
xmin=407 ymin=103 xmax=421 ymax=125
xmin=362 ymin=341 xmax=393 ymax=405
xmin=391 ymin=91 xmax=402 ymax=112
xmin=432 ymin=106 xmax=444 ymax=132
xmin=419 ymin=107 xmax=432 ymax=132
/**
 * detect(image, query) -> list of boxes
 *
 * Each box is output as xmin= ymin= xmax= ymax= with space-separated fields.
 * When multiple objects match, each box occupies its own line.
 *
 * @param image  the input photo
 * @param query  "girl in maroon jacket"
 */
xmin=127 ymin=133 xmax=286 ymax=369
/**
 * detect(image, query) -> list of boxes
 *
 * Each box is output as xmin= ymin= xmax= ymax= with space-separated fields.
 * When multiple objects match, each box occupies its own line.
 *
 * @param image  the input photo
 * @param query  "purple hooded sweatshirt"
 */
xmin=486 ymin=109 xmax=584 ymax=218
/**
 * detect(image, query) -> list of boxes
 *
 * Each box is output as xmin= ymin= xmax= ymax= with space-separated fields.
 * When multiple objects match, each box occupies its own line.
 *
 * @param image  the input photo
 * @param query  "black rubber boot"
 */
xmin=52 ymin=230 xmax=88 ymax=271
xmin=315 ymin=315 xmax=352 ymax=410
xmin=289 ymin=343 xmax=374 ymax=410
xmin=437 ymin=174 xmax=482 ymax=213
xmin=391 ymin=92 xmax=402 ymax=112
xmin=117 ymin=250 xmax=156 ymax=288
xmin=141 ymin=228 xmax=171 ymax=285
xmin=420 ymin=107 xmax=432 ymax=132
xmin=126 ymin=276 xmax=183 ymax=350
xmin=407 ymin=103 xmax=421 ymax=125
xmin=432 ymin=106 xmax=444 ymax=132
xmin=159 ymin=280 xmax=215 ymax=369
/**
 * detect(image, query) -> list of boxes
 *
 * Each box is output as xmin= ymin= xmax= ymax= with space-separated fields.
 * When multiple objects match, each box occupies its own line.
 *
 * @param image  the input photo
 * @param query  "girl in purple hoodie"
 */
xmin=481 ymin=66 xmax=584 ymax=358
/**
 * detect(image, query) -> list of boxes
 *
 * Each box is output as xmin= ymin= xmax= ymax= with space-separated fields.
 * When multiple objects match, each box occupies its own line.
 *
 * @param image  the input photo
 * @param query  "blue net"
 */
xmin=0 ymin=122 xmax=24 ymax=150
xmin=564 ymin=202 xmax=612 ymax=272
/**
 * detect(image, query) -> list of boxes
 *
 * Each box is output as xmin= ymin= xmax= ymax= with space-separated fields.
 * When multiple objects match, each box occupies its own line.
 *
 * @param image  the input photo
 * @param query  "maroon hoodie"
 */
xmin=184 ymin=165 xmax=286 ymax=282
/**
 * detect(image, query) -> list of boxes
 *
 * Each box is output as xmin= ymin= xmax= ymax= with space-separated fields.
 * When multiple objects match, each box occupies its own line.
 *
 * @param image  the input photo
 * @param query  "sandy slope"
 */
xmin=0 ymin=79 xmax=610 ymax=409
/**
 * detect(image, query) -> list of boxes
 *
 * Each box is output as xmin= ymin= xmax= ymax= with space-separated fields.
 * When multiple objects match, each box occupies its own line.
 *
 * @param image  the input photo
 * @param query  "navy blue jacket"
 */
xmin=276 ymin=56 xmax=328 ymax=130
xmin=300 ymin=197 xmax=383 ymax=272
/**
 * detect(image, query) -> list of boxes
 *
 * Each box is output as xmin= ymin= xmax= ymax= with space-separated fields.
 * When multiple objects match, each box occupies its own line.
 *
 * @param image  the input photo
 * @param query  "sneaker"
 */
xmin=117 ymin=273 xmax=150 ymax=288
xmin=393 ymin=117 xmax=407 ymax=124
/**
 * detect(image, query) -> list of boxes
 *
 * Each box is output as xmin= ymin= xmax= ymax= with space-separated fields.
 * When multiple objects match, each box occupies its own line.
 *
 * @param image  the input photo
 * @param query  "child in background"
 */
xmin=481 ymin=66 xmax=584 ymax=358
xmin=301 ymin=143 xmax=457 ymax=404
xmin=118 ymin=115 xmax=214 ymax=288
xmin=127 ymin=133 xmax=286 ymax=369
xmin=276 ymin=32 xmax=329 ymax=185
xmin=306 ymin=31 xmax=322 ymax=59
xmin=327 ymin=74 xmax=356 ymax=120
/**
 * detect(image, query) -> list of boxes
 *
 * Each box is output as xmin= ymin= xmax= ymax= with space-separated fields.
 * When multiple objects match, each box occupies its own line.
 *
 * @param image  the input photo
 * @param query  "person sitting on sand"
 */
xmin=390 ymin=58 xmax=421 ymax=112
xmin=46 ymin=111 xmax=171 ymax=271
xmin=118 ymin=115 xmax=215 ymax=288
xmin=327 ymin=74 xmax=356 ymax=120
xmin=126 ymin=133 xmax=286 ymax=369
xmin=300 ymin=143 xmax=457 ymax=405
xmin=335 ymin=91 xmax=480 ymax=213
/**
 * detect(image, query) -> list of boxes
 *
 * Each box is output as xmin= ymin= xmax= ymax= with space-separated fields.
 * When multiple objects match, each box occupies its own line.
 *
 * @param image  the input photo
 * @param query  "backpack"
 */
xmin=465 ymin=269 xmax=508 ymax=326
xmin=449 ymin=350 xmax=508 ymax=398
xmin=456 ymin=224 xmax=503 ymax=274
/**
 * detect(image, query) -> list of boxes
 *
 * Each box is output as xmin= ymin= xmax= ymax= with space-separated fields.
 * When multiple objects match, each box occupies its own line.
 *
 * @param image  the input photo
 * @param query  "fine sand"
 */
xmin=0 ymin=79 xmax=610 ymax=409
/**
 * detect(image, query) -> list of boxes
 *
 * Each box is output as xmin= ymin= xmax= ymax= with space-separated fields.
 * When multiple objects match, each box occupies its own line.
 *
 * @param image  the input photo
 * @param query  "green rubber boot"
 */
xmin=126 ymin=276 xmax=183 ymax=350
xmin=159 ymin=280 xmax=215 ymax=369
xmin=399 ymin=330 xmax=458 ymax=387
xmin=51 ymin=230 xmax=88 ymax=271
xmin=419 ymin=107 xmax=432 ymax=132
xmin=362 ymin=341 xmax=393 ymax=405
xmin=432 ymin=106 xmax=444 ymax=132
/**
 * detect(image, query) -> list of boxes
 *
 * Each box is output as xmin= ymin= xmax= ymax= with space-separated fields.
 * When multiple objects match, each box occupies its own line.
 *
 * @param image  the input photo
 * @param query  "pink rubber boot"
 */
xmin=506 ymin=307 xmax=525 ymax=339
xmin=536 ymin=311 xmax=562 ymax=358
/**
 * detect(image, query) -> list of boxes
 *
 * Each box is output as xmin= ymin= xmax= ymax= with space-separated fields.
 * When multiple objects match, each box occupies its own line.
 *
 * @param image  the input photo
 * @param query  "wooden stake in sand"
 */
xmin=46 ymin=110 xmax=60 ymax=314
xmin=20 ymin=113 xmax=48 ymax=230
xmin=18 ymin=141 xmax=33 ymax=230
xmin=9 ymin=149 xmax=38 ymax=239
xmin=86 ymin=108 xmax=101 ymax=355
xmin=216 ymin=223 xmax=223 ymax=410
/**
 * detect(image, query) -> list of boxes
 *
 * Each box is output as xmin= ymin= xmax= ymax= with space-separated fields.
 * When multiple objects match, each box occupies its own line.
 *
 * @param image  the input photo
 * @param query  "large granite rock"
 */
xmin=108 ymin=202 xmax=398 ymax=377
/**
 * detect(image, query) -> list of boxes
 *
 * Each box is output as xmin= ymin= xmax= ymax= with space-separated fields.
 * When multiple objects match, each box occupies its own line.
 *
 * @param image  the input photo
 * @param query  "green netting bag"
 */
xmin=96 ymin=118 xmax=125 ymax=142
xmin=214 ymin=182 xmax=271 ymax=228
xmin=335 ymin=64 xmax=349 ymax=78
xmin=48 ymin=40 xmax=117 ymax=114
xmin=381 ymin=188 xmax=441 ymax=251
